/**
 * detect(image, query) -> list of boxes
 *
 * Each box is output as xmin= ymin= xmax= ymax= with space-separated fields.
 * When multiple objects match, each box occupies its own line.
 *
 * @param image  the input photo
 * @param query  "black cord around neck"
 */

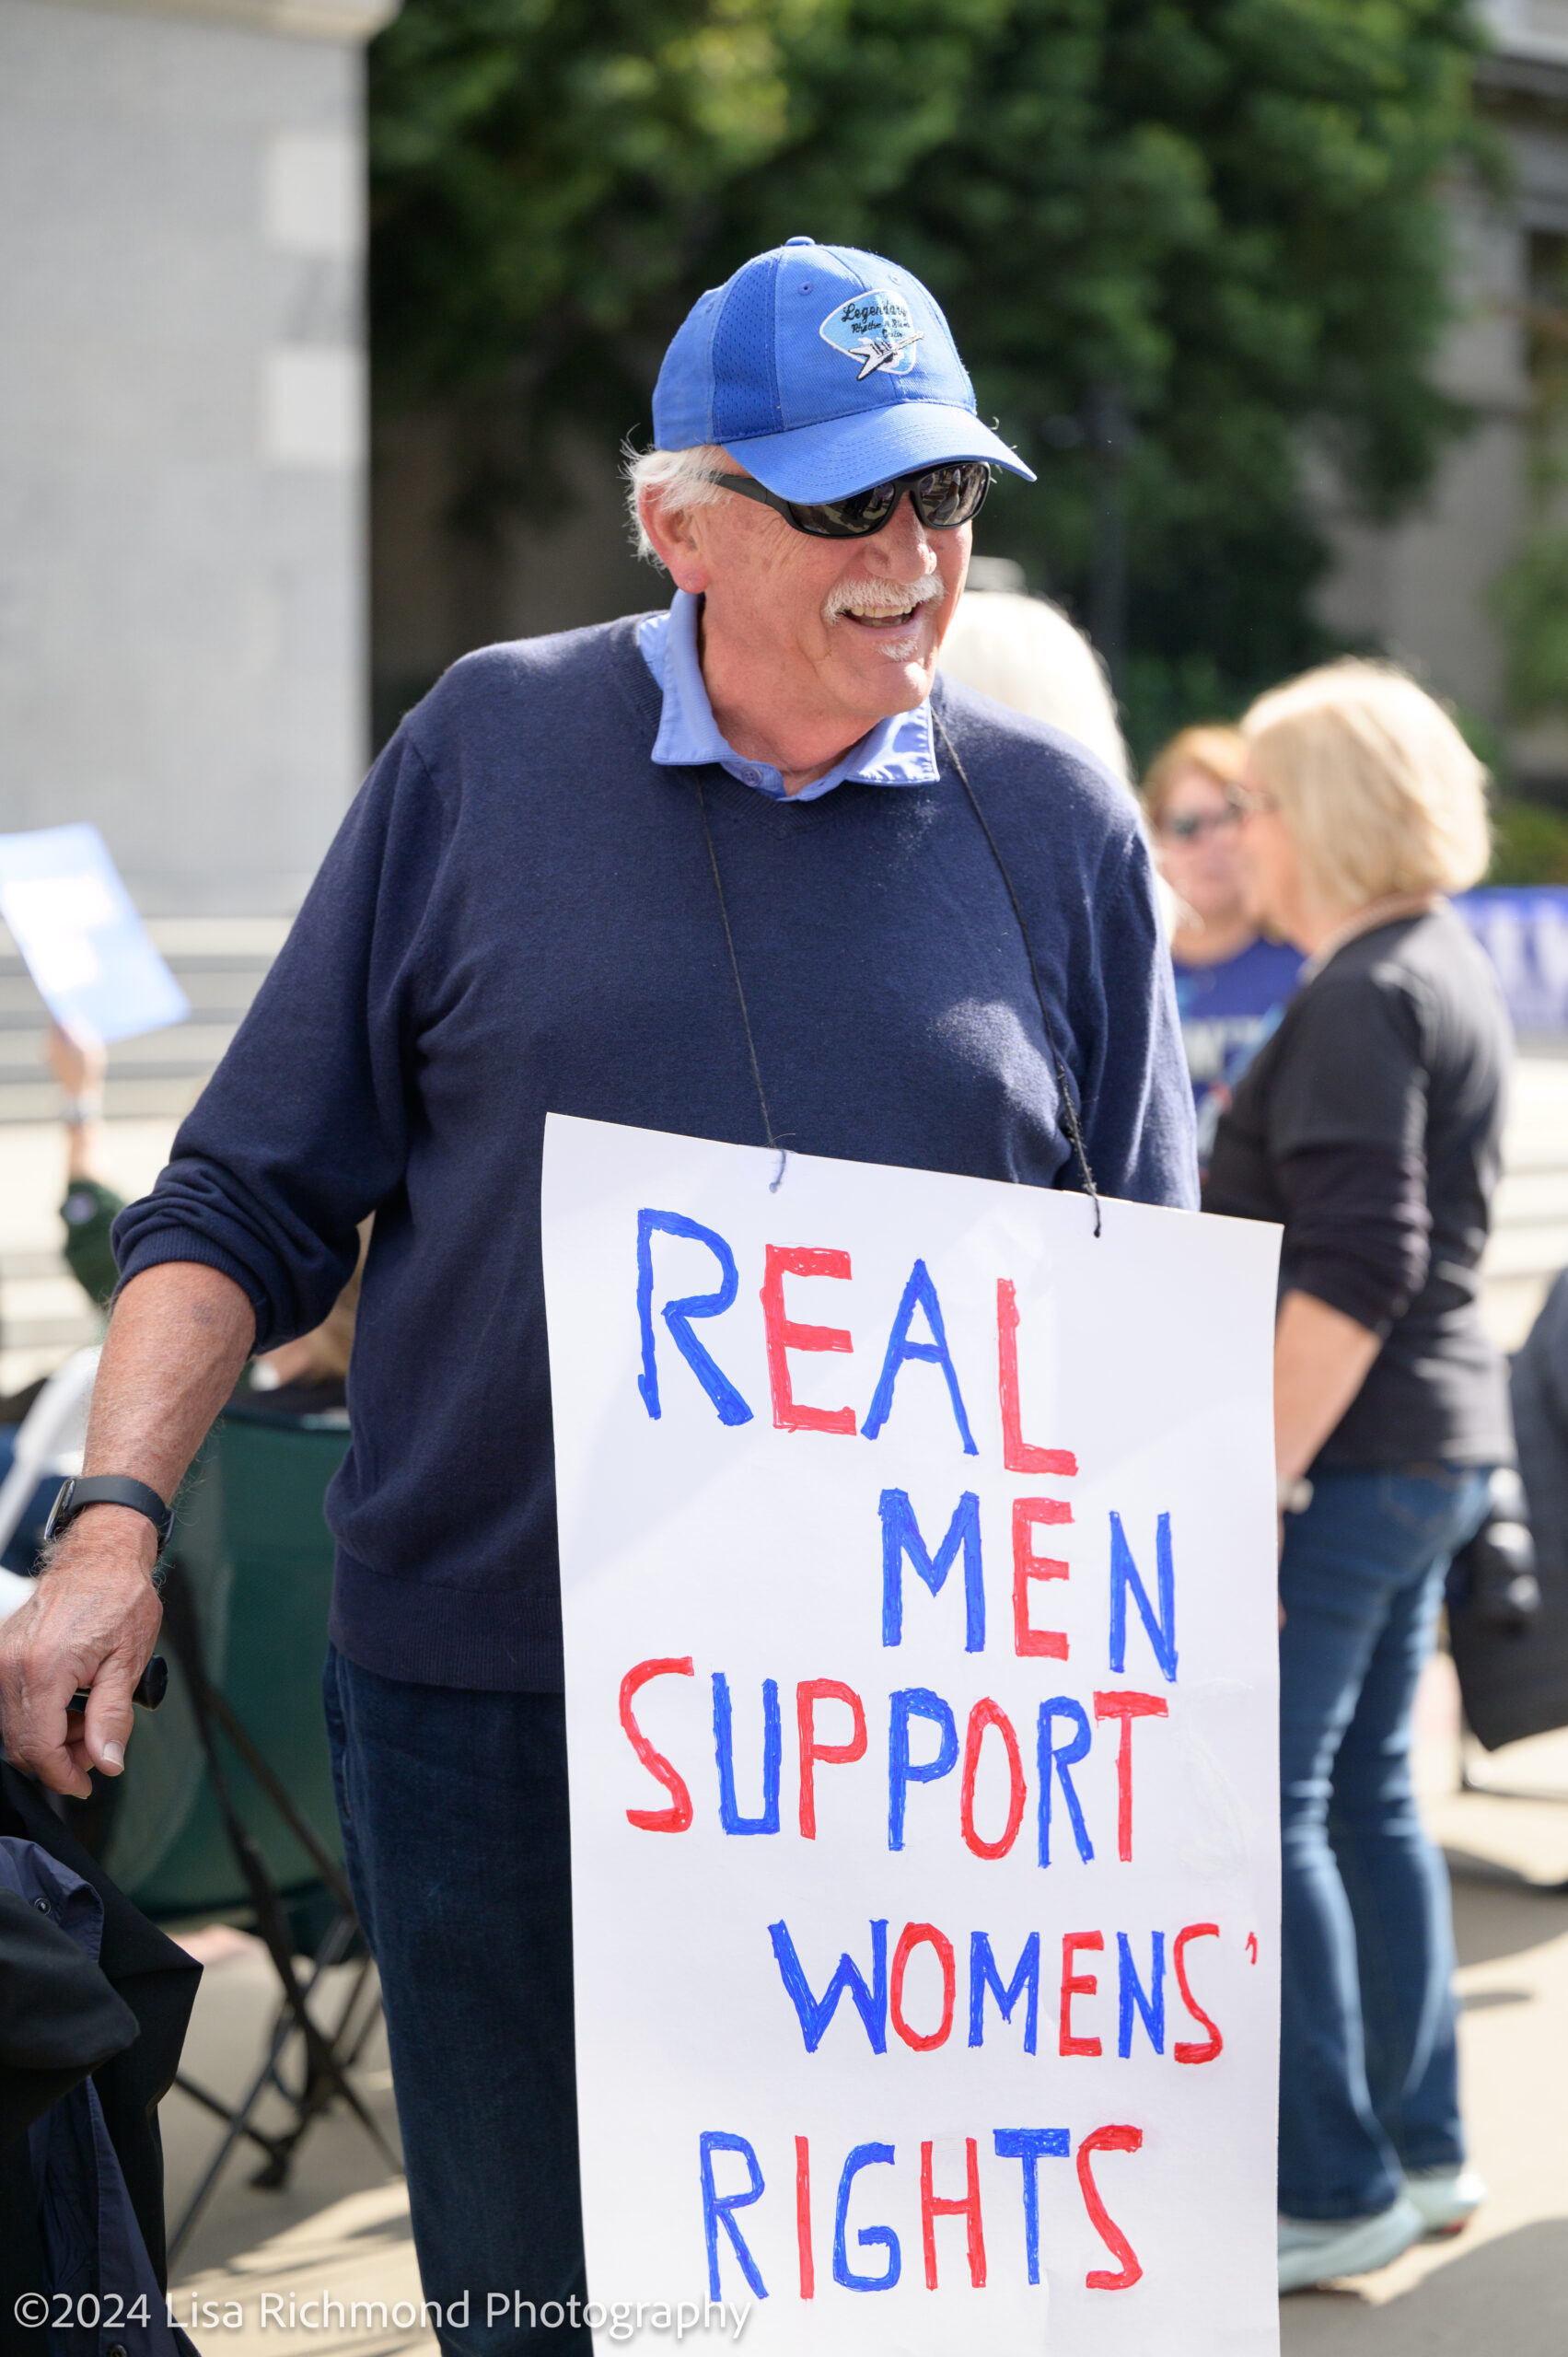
xmin=693 ymin=772 xmax=786 ymax=1187
xmin=691 ymin=727 xmax=1103 ymax=1234
xmin=932 ymin=708 xmax=1102 ymax=1235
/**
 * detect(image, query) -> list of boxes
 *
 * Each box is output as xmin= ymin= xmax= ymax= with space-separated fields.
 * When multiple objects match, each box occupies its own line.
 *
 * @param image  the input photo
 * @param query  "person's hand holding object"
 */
xmin=0 ymin=1507 xmax=163 ymax=1794
xmin=0 ymin=1260 xmax=256 ymax=1794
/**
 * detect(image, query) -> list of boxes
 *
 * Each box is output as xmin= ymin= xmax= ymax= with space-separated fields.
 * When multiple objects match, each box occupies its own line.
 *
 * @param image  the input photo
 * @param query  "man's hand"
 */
xmin=0 ymin=1505 xmax=163 ymax=1795
xmin=0 ymin=1259 xmax=256 ymax=1794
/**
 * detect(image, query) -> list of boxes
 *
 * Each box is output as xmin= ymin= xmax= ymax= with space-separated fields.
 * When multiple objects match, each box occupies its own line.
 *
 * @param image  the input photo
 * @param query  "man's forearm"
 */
xmin=83 ymin=1260 xmax=257 ymax=1503
xmin=0 ymin=1260 xmax=254 ymax=1795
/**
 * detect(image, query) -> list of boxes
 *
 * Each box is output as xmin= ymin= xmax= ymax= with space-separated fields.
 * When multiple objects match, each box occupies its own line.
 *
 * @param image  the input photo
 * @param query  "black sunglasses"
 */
xmin=704 ymin=459 xmax=992 ymax=540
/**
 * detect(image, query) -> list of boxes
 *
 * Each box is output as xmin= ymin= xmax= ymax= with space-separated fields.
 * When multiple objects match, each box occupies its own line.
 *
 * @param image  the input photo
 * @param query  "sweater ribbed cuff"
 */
xmin=112 ymin=1225 xmax=268 ymax=1343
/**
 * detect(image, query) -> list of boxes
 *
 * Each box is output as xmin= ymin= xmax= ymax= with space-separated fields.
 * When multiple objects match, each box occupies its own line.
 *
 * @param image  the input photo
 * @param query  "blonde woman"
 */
xmin=1204 ymin=662 xmax=1509 ymax=2292
xmin=1143 ymin=726 xmax=1303 ymax=1167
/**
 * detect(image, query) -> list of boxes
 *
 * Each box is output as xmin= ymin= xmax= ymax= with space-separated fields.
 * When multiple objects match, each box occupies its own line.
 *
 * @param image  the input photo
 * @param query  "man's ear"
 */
xmin=639 ymin=490 xmax=710 ymax=597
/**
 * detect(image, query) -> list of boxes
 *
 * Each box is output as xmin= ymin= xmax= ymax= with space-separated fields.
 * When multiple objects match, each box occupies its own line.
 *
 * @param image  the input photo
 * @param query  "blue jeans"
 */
xmin=323 ymin=1648 xmax=590 ymax=2356
xmin=1278 ymin=1465 xmax=1490 ymax=2219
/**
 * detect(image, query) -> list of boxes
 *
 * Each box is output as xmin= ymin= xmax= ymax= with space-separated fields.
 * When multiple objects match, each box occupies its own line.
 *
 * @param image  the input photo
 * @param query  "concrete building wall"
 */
xmin=1313 ymin=182 xmax=1528 ymax=727
xmin=370 ymin=411 xmax=653 ymax=747
xmin=0 ymin=0 xmax=391 ymax=916
xmin=1313 ymin=0 xmax=1568 ymax=786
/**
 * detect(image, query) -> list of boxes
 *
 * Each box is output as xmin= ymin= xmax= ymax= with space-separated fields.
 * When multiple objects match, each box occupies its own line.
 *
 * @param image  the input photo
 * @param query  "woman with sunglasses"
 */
xmin=1202 ymin=662 xmax=1507 ymax=2293
xmin=1143 ymin=726 xmax=1303 ymax=1169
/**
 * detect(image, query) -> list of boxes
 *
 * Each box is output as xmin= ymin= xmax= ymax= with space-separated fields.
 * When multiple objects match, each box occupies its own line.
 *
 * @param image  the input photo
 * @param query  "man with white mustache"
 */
xmin=1 ymin=241 xmax=1196 ymax=2354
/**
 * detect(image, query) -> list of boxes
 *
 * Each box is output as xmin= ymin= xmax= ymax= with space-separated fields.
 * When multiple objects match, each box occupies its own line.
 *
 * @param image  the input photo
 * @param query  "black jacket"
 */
xmin=0 ymin=1763 xmax=201 ymax=2357
xmin=1206 ymin=909 xmax=1512 ymax=1469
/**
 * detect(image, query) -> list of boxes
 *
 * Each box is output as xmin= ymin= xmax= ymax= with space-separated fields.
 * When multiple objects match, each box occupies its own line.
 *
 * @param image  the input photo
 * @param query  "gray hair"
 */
xmin=624 ymin=443 xmax=731 ymax=564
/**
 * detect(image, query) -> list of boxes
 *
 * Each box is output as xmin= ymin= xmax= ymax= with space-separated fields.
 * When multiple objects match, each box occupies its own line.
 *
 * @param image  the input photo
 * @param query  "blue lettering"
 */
xmin=833 ymin=2144 xmax=900 ymax=2291
xmin=1118 ymin=1931 xmax=1166 ymax=2057
xmin=888 ymin=1688 xmax=959 ymax=1850
xmin=768 ymin=1920 xmax=889 ymax=2054
xmin=993 ymin=2129 xmax=1069 ymax=2285
xmin=699 ymin=2131 xmax=768 ymax=2302
xmin=1037 ymin=1698 xmax=1095 ymax=1865
xmin=713 ymin=1675 xmax=781 ymax=1835
xmin=969 ymin=1931 xmax=1040 ymax=2053
xmin=636 ymin=1210 xmax=753 ymax=1427
xmin=861 ymin=1260 xmax=977 ymax=1454
xmin=879 ymin=1489 xmax=984 ymax=1651
xmin=1109 ymin=1511 xmax=1178 ymax=1681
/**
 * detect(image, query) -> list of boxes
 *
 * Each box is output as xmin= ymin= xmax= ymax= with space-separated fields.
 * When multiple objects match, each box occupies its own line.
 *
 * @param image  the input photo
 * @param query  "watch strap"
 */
xmin=44 ymin=1474 xmax=173 ymax=1550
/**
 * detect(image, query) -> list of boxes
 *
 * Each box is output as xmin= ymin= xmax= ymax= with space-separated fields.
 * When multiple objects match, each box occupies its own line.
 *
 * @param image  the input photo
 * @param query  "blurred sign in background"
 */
xmin=1459 ymin=888 xmax=1568 ymax=1033
xmin=0 ymin=823 xmax=188 ymax=1043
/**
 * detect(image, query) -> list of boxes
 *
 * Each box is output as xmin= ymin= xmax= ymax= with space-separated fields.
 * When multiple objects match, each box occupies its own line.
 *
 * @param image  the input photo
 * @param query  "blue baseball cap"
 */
xmin=652 ymin=237 xmax=1037 ymax=504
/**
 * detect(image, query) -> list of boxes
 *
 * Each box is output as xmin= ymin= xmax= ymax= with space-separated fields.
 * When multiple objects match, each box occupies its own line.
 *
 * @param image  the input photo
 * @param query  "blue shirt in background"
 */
xmin=1174 ymin=934 xmax=1304 ymax=1166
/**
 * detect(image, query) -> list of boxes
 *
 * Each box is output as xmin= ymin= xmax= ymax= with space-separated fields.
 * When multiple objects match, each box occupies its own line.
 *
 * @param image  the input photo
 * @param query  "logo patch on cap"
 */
xmin=819 ymin=289 xmax=923 ymax=380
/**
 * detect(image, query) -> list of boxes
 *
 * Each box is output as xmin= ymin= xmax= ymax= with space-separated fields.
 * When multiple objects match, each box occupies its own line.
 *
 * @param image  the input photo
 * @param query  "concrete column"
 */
xmin=0 ymin=0 xmax=396 ymax=915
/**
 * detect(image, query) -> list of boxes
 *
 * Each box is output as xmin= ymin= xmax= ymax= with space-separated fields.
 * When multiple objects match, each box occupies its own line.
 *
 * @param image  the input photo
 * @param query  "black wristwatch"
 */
xmin=42 ymin=1474 xmax=174 ymax=1551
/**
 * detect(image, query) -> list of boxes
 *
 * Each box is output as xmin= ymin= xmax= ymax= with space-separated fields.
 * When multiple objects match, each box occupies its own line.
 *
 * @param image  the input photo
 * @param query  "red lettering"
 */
xmin=1013 ymin=1496 xmax=1072 ymax=1657
xmin=796 ymin=2135 xmax=814 ymax=2300
xmin=1173 ymin=1922 xmax=1225 ymax=2063
xmin=997 ymin=1278 xmax=1078 ymax=1475
xmin=619 ymin=1658 xmax=694 ymax=1831
xmin=891 ymin=1922 xmax=957 ymax=2051
xmin=920 ymin=2136 xmax=987 ymax=2289
xmin=1092 ymin=1689 xmax=1169 ymax=1861
xmin=796 ymin=1678 xmax=867 ymax=1838
xmin=959 ymin=1699 xmax=1027 ymax=1860
xmin=761 ymin=1246 xmax=855 ymax=1434
xmin=1077 ymin=2124 xmax=1144 ymax=2290
xmin=1059 ymin=1931 xmax=1104 ymax=2057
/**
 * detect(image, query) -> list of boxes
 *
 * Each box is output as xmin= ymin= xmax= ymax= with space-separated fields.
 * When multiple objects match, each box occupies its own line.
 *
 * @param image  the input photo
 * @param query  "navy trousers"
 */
xmin=1277 ymin=1466 xmax=1489 ymax=2220
xmin=323 ymin=1648 xmax=591 ymax=2356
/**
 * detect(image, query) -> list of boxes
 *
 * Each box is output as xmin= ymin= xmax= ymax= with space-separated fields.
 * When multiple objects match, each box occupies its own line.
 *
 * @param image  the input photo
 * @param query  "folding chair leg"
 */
xmin=157 ymin=1562 xmax=402 ymax=2260
xmin=165 ymin=1914 xmax=397 ymax=2261
xmin=168 ymin=2005 xmax=304 ymax=2262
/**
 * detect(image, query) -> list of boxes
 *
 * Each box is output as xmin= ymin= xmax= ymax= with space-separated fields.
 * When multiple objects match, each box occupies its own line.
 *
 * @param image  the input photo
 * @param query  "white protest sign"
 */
xmin=0 ymin=822 xmax=188 ymax=1044
xmin=543 ymin=1115 xmax=1282 ymax=2356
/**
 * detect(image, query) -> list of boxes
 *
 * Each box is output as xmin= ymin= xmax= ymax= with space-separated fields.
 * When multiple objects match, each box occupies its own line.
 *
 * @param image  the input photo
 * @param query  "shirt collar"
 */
xmin=638 ymin=590 xmax=938 ymax=804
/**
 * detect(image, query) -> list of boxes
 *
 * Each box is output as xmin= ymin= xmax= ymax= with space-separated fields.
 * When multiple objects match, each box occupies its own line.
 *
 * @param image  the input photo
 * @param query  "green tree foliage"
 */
xmin=1487 ymin=239 xmax=1568 ymax=720
xmin=370 ymin=0 xmax=815 ymax=422
xmin=1489 ymin=794 xmax=1568 ymax=885
xmin=370 ymin=0 xmax=1482 ymax=741
xmin=1490 ymin=529 xmax=1568 ymax=718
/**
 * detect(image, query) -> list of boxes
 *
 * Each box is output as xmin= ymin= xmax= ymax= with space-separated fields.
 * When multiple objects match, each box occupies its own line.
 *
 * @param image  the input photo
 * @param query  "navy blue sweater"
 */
xmin=115 ymin=619 xmax=1197 ymax=1690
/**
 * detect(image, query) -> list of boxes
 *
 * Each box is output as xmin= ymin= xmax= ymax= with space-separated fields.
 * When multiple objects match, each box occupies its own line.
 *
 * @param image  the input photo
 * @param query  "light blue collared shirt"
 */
xmin=638 ymin=590 xmax=938 ymax=804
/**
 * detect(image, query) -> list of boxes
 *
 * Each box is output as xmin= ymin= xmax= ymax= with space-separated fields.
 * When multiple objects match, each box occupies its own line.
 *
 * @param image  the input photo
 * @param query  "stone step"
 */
xmin=0 ymin=915 xmax=286 ymax=1126
xmin=1494 ymin=1170 xmax=1568 ymax=1223
xmin=1481 ymin=1222 xmax=1568 ymax=1280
